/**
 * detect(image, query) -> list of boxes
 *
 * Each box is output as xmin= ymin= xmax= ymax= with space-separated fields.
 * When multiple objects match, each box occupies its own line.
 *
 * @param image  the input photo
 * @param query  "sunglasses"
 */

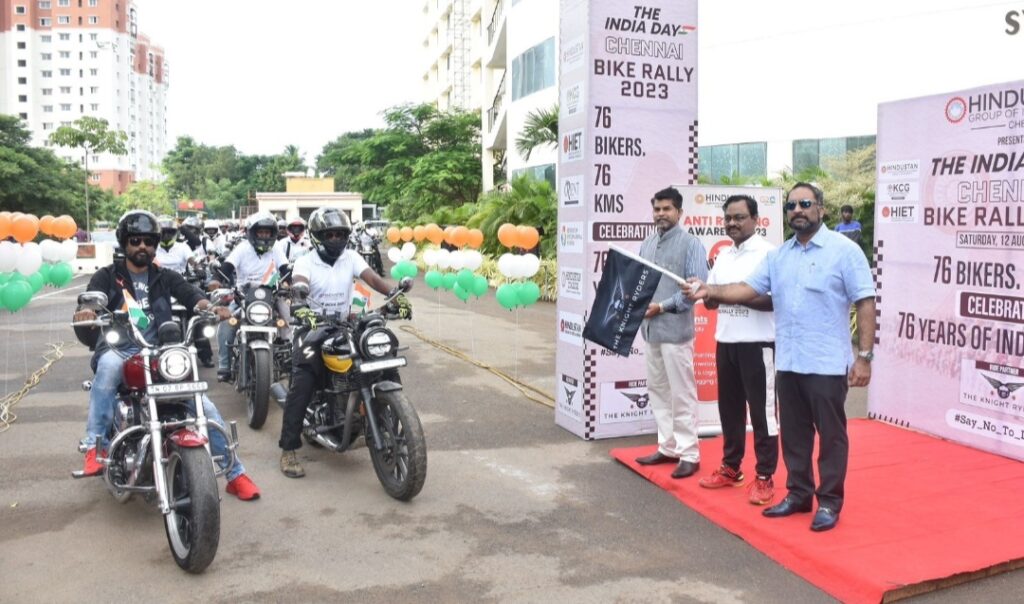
xmin=127 ymin=235 xmax=158 ymax=248
xmin=319 ymin=231 xmax=348 ymax=241
xmin=784 ymin=199 xmax=817 ymax=211
xmin=287 ymin=225 xmax=305 ymax=234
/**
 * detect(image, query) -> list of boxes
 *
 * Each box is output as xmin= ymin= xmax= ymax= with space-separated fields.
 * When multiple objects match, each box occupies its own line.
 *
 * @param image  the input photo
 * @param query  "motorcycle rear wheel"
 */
xmin=367 ymin=390 xmax=426 ymax=501
xmin=163 ymin=445 xmax=220 ymax=573
xmin=246 ymin=347 xmax=271 ymax=429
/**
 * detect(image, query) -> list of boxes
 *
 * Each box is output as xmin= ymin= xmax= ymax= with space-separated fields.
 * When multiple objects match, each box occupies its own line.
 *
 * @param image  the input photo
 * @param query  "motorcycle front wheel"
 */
xmin=367 ymin=390 xmax=426 ymax=501
xmin=246 ymin=347 xmax=271 ymax=429
xmin=163 ymin=445 xmax=220 ymax=573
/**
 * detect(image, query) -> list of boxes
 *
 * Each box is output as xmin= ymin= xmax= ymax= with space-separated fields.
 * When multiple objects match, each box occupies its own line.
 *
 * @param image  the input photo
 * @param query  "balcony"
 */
xmin=484 ymin=0 xmax=506 ymax=68
xmin=484 ymin=72 xmax=507 ymax=151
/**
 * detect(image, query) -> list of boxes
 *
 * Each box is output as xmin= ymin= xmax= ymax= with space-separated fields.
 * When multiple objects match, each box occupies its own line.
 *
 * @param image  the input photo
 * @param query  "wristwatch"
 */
xmin=858 ymin=350 xmax=874 ymax=362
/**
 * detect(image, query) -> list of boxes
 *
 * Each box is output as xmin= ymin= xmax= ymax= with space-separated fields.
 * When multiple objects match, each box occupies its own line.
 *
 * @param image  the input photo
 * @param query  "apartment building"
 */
xmin=0 ymin=0 xmax=168 ymax=193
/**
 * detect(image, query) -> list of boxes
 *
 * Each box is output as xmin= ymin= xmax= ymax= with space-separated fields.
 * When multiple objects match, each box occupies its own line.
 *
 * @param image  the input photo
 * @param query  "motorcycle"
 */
xmin=286 ymin=278 xmax=425 ymax=501
xmin=71 ymin=291 xmax=237 ymax=573
xmin=351 ymin=229 xmax=384 ymax=277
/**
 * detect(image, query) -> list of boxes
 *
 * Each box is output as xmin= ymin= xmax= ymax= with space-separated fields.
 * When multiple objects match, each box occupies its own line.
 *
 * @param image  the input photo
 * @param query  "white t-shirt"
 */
xmin=707 ymin=234 xmax=776 ymax=343
xmin=292 ymin=249 xmax=370 ymax=315
xmin=225 ymin=239 xmax=289 ymax=287
xmin=155 ymin=242 xmax=192 ymax=274
xmin=273 ymin=235 xmax=311 ymax=264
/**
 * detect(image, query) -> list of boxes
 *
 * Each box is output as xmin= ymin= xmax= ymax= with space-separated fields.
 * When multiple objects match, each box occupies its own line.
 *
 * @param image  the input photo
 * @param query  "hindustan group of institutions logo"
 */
xmin=945 ymin=96 xmax=968 ymax=124
xmin=558 ymin=311 xmax=584 ymax=346
xmin=558 ymin=222 xmax=584 ymax=253
xmin=694 ymin=193 xmax=705 ymax=205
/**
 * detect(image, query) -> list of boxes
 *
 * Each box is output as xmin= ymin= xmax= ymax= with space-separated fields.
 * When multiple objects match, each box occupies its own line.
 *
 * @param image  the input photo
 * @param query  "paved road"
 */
xmin=1 ymin=274 xmax=1020 ymax=603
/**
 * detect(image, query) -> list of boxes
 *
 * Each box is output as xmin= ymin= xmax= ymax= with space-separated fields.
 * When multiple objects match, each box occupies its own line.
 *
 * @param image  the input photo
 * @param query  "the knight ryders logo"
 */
xmin=620 ymin=390 xmax=649 ymax=409
xmin=983 ymin=373 xmax=1024 ymax=399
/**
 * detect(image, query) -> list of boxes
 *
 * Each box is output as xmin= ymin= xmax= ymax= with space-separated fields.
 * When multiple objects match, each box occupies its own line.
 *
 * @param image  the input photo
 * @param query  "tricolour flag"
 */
xmin=260 ymin=261 xmax=279 ymax=287
xmin=351 ymin=282 xmax=372 ymax=313
xmin=121 ymin=289 xmax=150 ymax=330
xmin=583 ymin=247 xmax=662 ymax=357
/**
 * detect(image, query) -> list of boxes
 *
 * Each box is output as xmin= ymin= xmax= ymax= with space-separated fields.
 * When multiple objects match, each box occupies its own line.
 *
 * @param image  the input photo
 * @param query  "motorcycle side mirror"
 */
xmin=77 ymin=291 xmax=108 ymax=308
xmin=399 ymin=277 xmax=413 ymax=293
xmin=211 ymin=288 xmax=232 ymax=305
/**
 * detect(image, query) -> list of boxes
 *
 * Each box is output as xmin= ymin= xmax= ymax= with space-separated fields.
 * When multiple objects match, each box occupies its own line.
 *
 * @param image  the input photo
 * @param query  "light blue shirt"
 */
xmin=745 ymin=227 xmax=874 ymax=375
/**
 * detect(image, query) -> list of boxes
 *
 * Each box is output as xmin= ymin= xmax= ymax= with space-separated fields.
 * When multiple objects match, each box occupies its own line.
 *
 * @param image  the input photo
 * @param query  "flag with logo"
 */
xmin=351 ymin=282 xmax=372 ymax=313
xmin=583 ymin=247 xmax=662 ymax=357
xmin=260 ymin=261 xmax=279 ymax=287
xmin=121 ymin=289 xmax=150 ymax=330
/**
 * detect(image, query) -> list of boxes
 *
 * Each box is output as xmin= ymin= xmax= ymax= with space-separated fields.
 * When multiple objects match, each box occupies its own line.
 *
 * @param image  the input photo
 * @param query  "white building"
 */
xmin=421 ymin=0 xmax=481 ymax=113
xmin=0 ymin=0 xmax=168 ymax=193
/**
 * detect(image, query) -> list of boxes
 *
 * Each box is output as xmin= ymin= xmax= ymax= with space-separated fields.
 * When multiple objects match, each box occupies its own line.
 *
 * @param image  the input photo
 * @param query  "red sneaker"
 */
xmin=748 ymin=475 xmax=775 ymax=505
xmin=82 ymin=447 xmax=104 ymax=476
xmin=698 ymin=464 xmax=744 ymax=488
xmin=226 ymin=474 xmax=260 ymax=501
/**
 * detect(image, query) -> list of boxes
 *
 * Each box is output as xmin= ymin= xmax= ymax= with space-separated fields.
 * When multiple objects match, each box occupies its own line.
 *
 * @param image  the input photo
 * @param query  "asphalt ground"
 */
xmin=1 ymin=273 xmax=1021 ymax=603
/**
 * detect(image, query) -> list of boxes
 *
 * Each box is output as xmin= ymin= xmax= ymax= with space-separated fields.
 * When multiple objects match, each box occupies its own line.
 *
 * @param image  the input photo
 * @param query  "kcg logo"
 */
xmin=560 ymin=174 xmax=582 ymax=208
xmin=878 ymin=159 xmax=920 ymax=180
xmin=563 ymin=82 xmax=583 ymax=117
xmin=562 ymin=128 xmax=584 ymax=163
xmin=880 ymin=181 xmax=919 ymax=203
xmin=945 ymin=96 xmax=968 ymax=124
xmin=559 ymin=221 xmax=585 ymax=253
xmin=558 ymin=311 xmax=584 ymax=347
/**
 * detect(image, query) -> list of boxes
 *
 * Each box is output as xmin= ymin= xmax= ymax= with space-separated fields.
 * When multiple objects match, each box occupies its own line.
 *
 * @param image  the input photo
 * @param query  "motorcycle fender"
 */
xmin=247 ymin=339 xmax=271 ymax=352
xmin=371 ymin=380 xmax=402 ymax=398
xmin=169 ymin=428 xmax=209 ymax=448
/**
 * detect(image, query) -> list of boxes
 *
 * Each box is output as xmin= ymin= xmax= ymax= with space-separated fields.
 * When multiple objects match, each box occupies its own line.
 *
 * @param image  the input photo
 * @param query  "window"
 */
xmin=18 ymin=113 xmax=28 ymax=120
xmin=88 ymin=16 xmax=97 ymax=24
xmin=43 ymin=105 xmax=53 ymax=112
xmin=41 ymin=52 xmax=52 ymax=60
xmin=90 ymin=51 xmax=97 ymax=58
xmin=90 ymin=103 xmax=98 ymax=111
xmin=15 ymin=5 xmax=26 ymax=14
xmin=59 ymin=33 xmax=69 ymax=40
xmin=41 ymin=35 xmax=51 ymax=42
xmin=17 ymin=60 xmax=27 ymax=67
xmin=42 ymin=122 xmax=53 ymax=130
xmin=17 ymin=77 xmax=27 ymax=84
xmin=59 ymin=68 xmax=70 ymax=76
xmin=42 ymin=88 xmax=52 ymax=95
xmin=59 ymin=86 xmax=70 ymax=92
xmin=58 ymin=50 xmax=69 ymax=58
xmin=89 ymin=68 xmax=98 ymax=75
xmin=17 ymin=23 xmax=26 ymax=30
xmin=42 ymin=70 xmax=52 ymax=77
xmin=89 ymin=86 xmax=98 ymax=93
xmin=39 ymin=0 xmax=51 ymax=7
xmin=88 ymin=0 xmax=97 ymax=5
xmin=57 ymin=15 xmax=69 ymax=24
xmin=89 ymin=33 xmax=97 ymax=40
xmin=511 ymin=38 xmax=555 ymax=101
xmin=60 ymin=103 xmax=71 ymax=111
xmin=18 ymin=95 xmax=28 ymax=102
xmin=90 ymin=174 xmax=101 ymax=182
xmin=17 ymin=41 xmax=26 ymax=49
xmin=58 ymin=0 xmax=68 ymax=5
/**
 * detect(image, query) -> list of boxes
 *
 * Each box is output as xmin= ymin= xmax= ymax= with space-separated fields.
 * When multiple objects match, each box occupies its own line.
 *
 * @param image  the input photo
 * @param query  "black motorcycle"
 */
xmin=350 ymin=230 xmax=384 ymax=277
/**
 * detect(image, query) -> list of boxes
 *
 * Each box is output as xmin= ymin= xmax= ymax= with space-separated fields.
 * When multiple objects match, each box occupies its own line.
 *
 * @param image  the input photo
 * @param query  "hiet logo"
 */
xmin=945 ymin=96 xmax=967 ymax=124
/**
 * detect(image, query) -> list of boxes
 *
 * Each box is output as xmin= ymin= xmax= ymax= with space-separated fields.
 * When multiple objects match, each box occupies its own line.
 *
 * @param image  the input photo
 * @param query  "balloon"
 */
xmin=521 ymin=253 xmax=541 ymax=278
xmin=497 ymin=253 xmax=516 ymax=278
xmin=443 ymin=226 xmax=455 ymax=245
xmin=39 ymin=215 xmax=55 ymax=236
xmin=471 ymin=275 xmax=488 ymax=298
xmin=16 ymin=243 xmax=42 ymax=276
xmin=462 ymin=250 xmax=483 ymax=271
xmin=425 ymin=223 xmax=445 ymax=245
xmin=40 ymin=239 xmax=61 ymax=263
xmin=49 ymin=262 xmax=74 ymax=287
xmin=390 ymin=264 xmax=403 ymax=280
xmin=0 ymin=213 xmax=10 ymax=239
xmin=0 ymin=241 xmax=17 ymax=273
xmin=400 ymin=226 xmax=414 ymax=242
xmin=386 ymin=227 xmax=401 ymax=244
xmin=59 ymin=239 xmax=78 ymax=262
xmin=0 ymin=272 xmax=10 ymax=285
xmin=495 ymin=284 xmax=519 ymax=310
xmin=452 ymin=283 xmax=471 ymax=302
xmin=52 ymin=215 xmax=77 ymax=240
xmin=413 ymin=225 xmax=426 ymax=242
xmin=422 ymin=249 xmax=438 ymax=267
xmin=27 ymin=271 xmax=44 ymax=293
xmin=447 ymin=250 xmax=465 ymax=271
xmin=441 ymin=272 xmax=457 ymax=290
xmin=11 ymin=215 xmax=39 ymax=243
xmin=424 ymin=270 xmax=443 ymax=289
xmin=36 ymin=264 xmax=50 ymax=282
xmin=435 ymin=248 xmax=451 ymax=270
xmin=518 ymin=281 xmax=541 ymax=306
xmin=455 ymin=269 xmax=475 ymax=291
xmin=450 ymin=226 xmax=469 ymax=248
xmin=397 ymin=260 xmax=418 ymax=279
xmin=2 ymin=280 xmax=32 ymax=312
xmin=387 ymin=247 xmax=402 ymax=263
xmin=497 ymin=223 xmax=519 ymax=248
xmin=516 ymin=225 xmax=540 ymax=250
xmin=400 ymin=242 xmax=416 ymax=261
xmin=466 ymin=228 xmax=484 ymax=249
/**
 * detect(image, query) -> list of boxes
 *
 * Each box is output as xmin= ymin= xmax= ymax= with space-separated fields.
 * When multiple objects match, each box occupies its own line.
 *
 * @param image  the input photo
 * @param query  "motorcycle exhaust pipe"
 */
xmin=270 ymin=382 xmax=288 ymax=409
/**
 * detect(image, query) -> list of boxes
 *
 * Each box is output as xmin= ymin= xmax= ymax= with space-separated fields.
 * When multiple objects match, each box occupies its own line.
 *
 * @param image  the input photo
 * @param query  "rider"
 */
xmin=73 ymin=210 xmax=261 ymax=500
xmin=155 ymin=216 xmax=194 ymax=274
xmin=278 ymin=208 xmax=405 ymax=478
xmin=276 ymin=218 xmax=288 ymax=241
xmin=203 ymin=220 xmax=223 ymax=258
xmin=273 ymin=216 xmax=311 ymax=264
xmin=213 ymin=211 xmax=290 ymax=382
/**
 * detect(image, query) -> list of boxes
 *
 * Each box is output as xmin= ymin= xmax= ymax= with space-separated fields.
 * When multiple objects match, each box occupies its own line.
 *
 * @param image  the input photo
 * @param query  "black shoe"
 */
xmin=200 ymin=357 xmax=215 ymax=368
xmin=810 ymin=506 xmax=840 ymax=531
xmin=635 ymin=451 xmax=677 ymax=466
xmin=762 ymin=496 xmax=813 ymax=518
xmin=671 ymin=460 xmax=700 ymax=479
xmin=217 ymin=371 xmax=231 ymax=383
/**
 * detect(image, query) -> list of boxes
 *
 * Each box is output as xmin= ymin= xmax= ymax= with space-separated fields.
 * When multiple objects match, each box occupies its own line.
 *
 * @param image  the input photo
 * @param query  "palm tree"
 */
xmin=514 ymin=104 xmax=559 ymax=161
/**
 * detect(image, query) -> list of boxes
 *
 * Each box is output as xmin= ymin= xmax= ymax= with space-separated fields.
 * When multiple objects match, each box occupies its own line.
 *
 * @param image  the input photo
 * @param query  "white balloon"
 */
xmin=463 ymin=250 xmax=483 ymax=271
xmin=387 ymin=247 xmax=402 ymax=263
xmin=59 ymin=239 xmax=78 ymax=263
xmin=16 ymin=243 xmax=42 ymax=276
xmin=401 ymin=242 xmax=417 ymax=261
xmin=497 ymin=253 xmax=516 ymax=278
xmin=39 ymin=239 xmax=60 ymax=263
xmin=0 ymin=241 xmax=18 ymax=272
xmin=423 ymin=249 xmax=438 ymax=267
xmin=436 ymin=248 xmax=451 ymax=270
xmin=521 ymin=253 xmax=541 ymax=278
xmin=448 ymin=250 xmax=465 ymax=271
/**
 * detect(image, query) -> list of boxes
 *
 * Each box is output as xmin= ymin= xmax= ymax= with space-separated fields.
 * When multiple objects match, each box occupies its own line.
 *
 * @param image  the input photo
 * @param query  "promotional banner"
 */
xmin=871 ymin=80 xmax=1024 ymax=460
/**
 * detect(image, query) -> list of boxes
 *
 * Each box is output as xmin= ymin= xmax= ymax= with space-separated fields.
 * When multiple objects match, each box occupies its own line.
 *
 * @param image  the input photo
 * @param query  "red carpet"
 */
xmin=612 ymin=419 xmax=1024 ymax=603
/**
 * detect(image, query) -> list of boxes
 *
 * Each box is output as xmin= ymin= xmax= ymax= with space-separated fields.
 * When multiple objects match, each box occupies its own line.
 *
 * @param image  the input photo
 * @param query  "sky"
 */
xmin=132 ymin=0 xmax=1022 ymax=163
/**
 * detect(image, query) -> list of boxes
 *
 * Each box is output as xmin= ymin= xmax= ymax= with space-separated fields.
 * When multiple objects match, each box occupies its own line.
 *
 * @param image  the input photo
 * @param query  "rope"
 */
xmin=0 ymin=342 xmax=69 ymax=433
xmin=398 ymin=325 xmax=555 ymax=409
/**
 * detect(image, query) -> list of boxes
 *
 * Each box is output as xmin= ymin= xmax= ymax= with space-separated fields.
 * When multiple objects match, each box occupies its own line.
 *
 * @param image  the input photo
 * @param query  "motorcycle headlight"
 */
xmin=158 ymin=348 xmax=192 ymax=382
xmin=361 ymin=329 xmax=395 ymax=359
xmin=202 ymin=324 xmax=217 ymax=339
xmin=105 ymin=330 xmax=121 ymax=345
xmin=247 ymin=301 xmax=272 ymax=325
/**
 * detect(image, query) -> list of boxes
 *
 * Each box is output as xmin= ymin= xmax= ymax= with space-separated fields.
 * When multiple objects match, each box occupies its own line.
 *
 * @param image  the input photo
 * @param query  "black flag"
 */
xmin=583 ymin=248 xmax=662 ymax=357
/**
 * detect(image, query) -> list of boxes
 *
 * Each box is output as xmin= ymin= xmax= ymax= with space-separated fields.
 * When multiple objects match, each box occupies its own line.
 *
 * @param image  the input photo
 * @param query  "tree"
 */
xmin=514 ymin=104 xmax=559 ymax=161
xmin=48 ymin=116 xmax=128 ymax=236
xmin=118 ymin=181 xmax=174 ymax=216
xmin=317 ymin=128 xmax=377 ymax=191
xmin=469 ymin=175 xmax=557 ymax=257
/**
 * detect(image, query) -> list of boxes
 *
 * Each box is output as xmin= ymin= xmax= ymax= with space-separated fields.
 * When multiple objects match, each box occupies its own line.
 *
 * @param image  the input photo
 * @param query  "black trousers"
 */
xmin=776 ymin=371 xmax=849 ymax=512
xmin=716 ymin=341 xmax=778 ymax=477
xmin=278 ymin=329 xmax=324 ymax=452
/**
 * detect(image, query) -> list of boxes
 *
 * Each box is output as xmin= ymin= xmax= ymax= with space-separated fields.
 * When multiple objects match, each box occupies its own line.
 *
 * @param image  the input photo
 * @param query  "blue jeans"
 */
xmin=83 ymin=348 xmax=245 ymax=481
xmin=217 ymin=303 xmax=239 ymax=372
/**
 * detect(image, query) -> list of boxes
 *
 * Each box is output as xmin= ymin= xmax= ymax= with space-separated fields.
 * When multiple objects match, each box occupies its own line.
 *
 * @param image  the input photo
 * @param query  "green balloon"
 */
xmin=398 ymin=260 xmax=418 ymax=279
xmin=496 ymin=284 xmax=519 ymax=310
xmin=390 ymin=265 xmax=403 ymax=280
xmin=0 ymin=285 xmax=7 ymax=310
xmin=425 ymin=270 xmax=444 ymax=289
xmin=471 ymin=275 xmax=488 ymax=298
xmin=8 ymin=273 xmax=26 ymax=283
xmin=2 ymin=280 xmax=32 ymax=312
xmin=518 ymin=281 xmax=541 ymax=306
xmin=0 ymin=272 xmax=11 ymax=285
xmin=49 ymin=262 xmax=74 ymax=287
xmin=27 ymin=272 xmax=44 ymax=293
xmin=453 ymin=283 xmax=471 ymax=302
xmin=456 ymin=269 xmax=475 ymax=291
xmin=36 ymin=264 xmax=50 ymax=282
xmin=441 ymin=273 xmax=458 ymax=290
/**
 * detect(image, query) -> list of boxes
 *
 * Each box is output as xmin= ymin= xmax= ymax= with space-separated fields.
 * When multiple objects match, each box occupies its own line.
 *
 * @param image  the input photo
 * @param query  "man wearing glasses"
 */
xmin=72 ymin=210 xmax=261 ymax=500
xmin=684 ymin=182 xmax=875 ymax=531
xmin=698 ymin=195 xmax=779 ymax=506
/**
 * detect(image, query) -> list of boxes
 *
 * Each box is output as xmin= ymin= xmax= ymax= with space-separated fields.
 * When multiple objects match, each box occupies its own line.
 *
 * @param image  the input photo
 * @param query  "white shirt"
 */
xmin=273 ymin=235 xmax=311 ymax=264
xmin=225 ymin=239 xmax=289 ymax=287
xmin=707 ymin=234 xmax=776 ymax=343
xmin=292 ymin=249 xmax=370 ymax=315
xmin=155 ymin=242 xmax=192 ymax=274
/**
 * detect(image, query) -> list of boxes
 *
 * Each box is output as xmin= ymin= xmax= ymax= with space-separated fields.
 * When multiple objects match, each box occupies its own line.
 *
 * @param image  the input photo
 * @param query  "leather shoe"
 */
xmin=810 ymin=506 xmax=840 ymax=532
xmin=635 ymin=451 xmax=676 ymax=466
xmin=671 ymin=460 xmax=700 ymax=479
xmin=762 ymin=496 xmax=813 ymax=518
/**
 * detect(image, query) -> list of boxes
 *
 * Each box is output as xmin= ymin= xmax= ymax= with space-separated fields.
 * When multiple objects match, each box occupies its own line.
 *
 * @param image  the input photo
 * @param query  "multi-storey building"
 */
xmin=421 ymin=0 xmax=480 ymax=113
xmin=0 ymin=0 xmax=168 ymax=194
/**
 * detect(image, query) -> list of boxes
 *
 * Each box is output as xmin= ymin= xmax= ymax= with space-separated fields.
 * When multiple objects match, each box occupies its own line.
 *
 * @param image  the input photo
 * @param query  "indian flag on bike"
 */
xmin=352 ymin=282 xmax=372 ymax=313
xmin=121 ymin=289 xmax=150 ymax=330
xmin=260 ymin=261 xmax=279 ymax=287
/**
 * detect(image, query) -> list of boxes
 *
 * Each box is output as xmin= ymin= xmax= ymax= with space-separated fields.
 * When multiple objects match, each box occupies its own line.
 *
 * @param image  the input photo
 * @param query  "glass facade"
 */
xmin=698 ymin=142 xmax=767 ymax=183
xmin=793 ymin=135 xmax=875 ymax=174
xmin=511 ymin=38 xmax=555 ymax=101
xmin=509 ymin=163 xmax=556 ymax=187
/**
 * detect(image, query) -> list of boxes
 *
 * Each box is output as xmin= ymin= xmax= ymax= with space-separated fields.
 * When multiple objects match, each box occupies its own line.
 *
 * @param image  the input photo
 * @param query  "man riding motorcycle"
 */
xmin=278 ymin=208 xmax=404 ymax=478
xmin=273 ymin=217 xmax=311 ymax=264
xmin=74 ymin=210 xmax=261 ymax=500
xmin=213 ymin=211 xmax=290 ymax=382
xmin=155 ymin=216 xmax=195 ymax=274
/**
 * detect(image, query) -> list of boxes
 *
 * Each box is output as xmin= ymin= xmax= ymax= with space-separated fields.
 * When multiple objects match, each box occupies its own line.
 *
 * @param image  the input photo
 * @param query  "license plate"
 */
xmin=358 ymin=358 xmax=407 ymax=373
xmin=149 ymin=381 xmax=208 ymax=396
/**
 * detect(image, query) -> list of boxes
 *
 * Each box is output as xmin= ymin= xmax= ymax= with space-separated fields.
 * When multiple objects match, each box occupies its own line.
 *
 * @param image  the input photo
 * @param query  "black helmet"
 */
xmin=115 ymin=210 xmax=159 ymax=248
xmin=246 ymin=211 xmax=279 ymax=254
xmin=156 ymin=215 xmax=178 ymax=248
xmin=308 ymin=208 xmax=352 ymax=264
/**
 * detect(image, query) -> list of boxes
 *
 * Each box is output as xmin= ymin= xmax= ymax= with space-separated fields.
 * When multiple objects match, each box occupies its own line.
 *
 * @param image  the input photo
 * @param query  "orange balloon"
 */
xmin=399 ymin=226 xmax=414 ymax=242
xmin=425 ymin=223 xmax=444 ymax=245
xmin=0 ymin=213 xmax=11 ymax=240
xmin=497 ymin=223 xmax=519 ymax=248
xmin=441 ymin=226 xmax=454 ymax=245
xmin=466 ymin=228 xmax=484 ymax=249
xmin=450 ymin=226 xmax=469 ymax=248
xmin=39 ymin=215 xmax=55 ymax=236
xmin=11 ymin=214 xmax=39 ymax=243
xmin=517 ymin=225 xmax=540 ymax=250
xmin=413 ymin=225 xmax=426 ymax=242
xmin=53 ymin=215 xmax=77 ymax=240
xmin=386 ymin=227 xmax=401 ymax=244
